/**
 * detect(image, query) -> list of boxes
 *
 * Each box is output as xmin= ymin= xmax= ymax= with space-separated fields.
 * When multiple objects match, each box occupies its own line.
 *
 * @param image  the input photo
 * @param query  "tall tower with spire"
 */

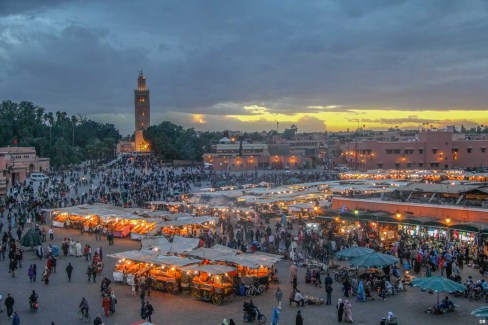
xmin=134 ymin=71 xmax=150 ymax=152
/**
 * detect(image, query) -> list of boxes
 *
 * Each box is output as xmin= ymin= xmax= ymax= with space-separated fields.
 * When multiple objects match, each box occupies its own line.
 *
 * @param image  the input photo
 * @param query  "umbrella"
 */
xmin=471 ymin=306 xmax=488 ymax=318
xmin=336 ymin=247 xmax=374 ymax=259
xmin=412 ymin=276 xmax=465 ymax=305
xmin=19 ymin=228 xmax=42 ymax=247
xmin=349 ymin=252 xmax=399 ymax=268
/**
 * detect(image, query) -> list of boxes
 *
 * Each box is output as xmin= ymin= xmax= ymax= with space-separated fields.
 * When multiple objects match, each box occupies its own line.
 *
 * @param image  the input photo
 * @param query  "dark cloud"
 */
xmin=1 ymin=0 xmax=488 ymax=134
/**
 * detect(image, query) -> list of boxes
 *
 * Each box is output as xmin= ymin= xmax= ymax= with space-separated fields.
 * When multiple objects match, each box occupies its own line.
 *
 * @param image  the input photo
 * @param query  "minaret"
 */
xmin=134 ymin=71 xmax=150 ymax=152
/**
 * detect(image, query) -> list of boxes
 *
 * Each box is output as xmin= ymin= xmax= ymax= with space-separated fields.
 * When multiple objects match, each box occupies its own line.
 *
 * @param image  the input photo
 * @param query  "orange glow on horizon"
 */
xmin=224 ymin=108 xmax=488 ymax=131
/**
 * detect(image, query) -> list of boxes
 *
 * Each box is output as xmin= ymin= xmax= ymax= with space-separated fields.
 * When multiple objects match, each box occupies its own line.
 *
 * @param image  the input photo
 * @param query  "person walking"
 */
xmin=32 ymin=264 xmax=37 ymax=282
xmin=42 ymin=266 xmax=50 ymax=285
xmin=109 ymin=291 xmax=116 ymax=314
xmin=145 ymin=301 xmax=154 ymax=322
xmin=344 ymin=300 xmax=353 ymax=323
xmin=9 ymin=258 xmax=17 ymax=277
xmin=296 ymin=310 xmax=303 ymax=325
xmin=337 ymin=298 xmax=344 ymax=323
xmin=87 ymin=265 xmax=93 ymax=282
xmin=28 ymin=265 xmax=34 ymax=282
xmin=11 ymin=311 xmax=20 ymax=325
xmin=275 ymin=287 xmax=283 ymax=309
xmin=91 ymin=266 xmax=97 ymax=283
xmin=343 ymin=278 xmax=351 ymax=298
xmin=290 ymin=264 xmax=298 ymax=282
xmin=4 ymin=294 xmax=14 ymax=318
xmin=66 ymin=263 xmax=73 ymax=282
xmin=102 ymin=294 xmax=110 ymax=317
xmin=292 ymin=275 xmax=298 ymax=292
xmin=48 ymin=227 xmax=54 ymax=241
xmin=271 ymin=306 xmax=280 ymax=325
xmin=326 ymin=283 xmax=333 ymax=305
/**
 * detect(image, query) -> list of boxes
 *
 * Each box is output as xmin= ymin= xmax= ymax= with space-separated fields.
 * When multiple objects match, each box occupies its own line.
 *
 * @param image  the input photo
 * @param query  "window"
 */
xmin=419 ymin=149 xmax=424 ymax=154
xmin=419 ymin=163 xmax=424 ymax=168
xmin=407 ymin=163 xmax=412 ymax=168
xmin=394 ymin=149 xmax=401 ymax=154
xmin=395 ymin=163 xmax=400 ymax=169
xmin=482 ymin=148 xmax=486 ymax=153
xmin=377 ymin=163 xmax=383 ymax=169
xmin=452 ymin=148 xmax=458 ymax=153
xmin=445 ymin=164 xmax=448 ymax=169
xmin=386 ymin=149 xmax=393 ymax=154
xmin=404 ymin=149 xmax=414 ymax=155
xmin=430 ymin=163 xmax=439 ymax=168
xmin=432 ymin=149 xmax=438 ymax=154
xmin=467 ymin=148 xmax=472 ymax=153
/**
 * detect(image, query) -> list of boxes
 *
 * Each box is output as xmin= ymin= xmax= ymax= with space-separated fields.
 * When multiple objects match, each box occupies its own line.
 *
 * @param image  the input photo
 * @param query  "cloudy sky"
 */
xmin=2 ymin=0 xmax=488 ymax=136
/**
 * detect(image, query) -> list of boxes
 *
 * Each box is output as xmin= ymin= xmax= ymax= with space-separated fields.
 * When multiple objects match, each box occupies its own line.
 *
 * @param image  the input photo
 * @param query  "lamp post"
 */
xmin=445 ymin=218 xmax=451 ymax=243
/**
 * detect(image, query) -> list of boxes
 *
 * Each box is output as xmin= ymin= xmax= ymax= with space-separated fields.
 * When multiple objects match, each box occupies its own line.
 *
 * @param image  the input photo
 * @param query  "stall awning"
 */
xmin=184 ymin=245 xmax=241 ymax=260
xmin=143 ymin=236 xmax=200 ymax=254
xmin=180 ymin=264 xmax=236 ymax=275
xmin=219 ymin=253 xmax=282 ymax=268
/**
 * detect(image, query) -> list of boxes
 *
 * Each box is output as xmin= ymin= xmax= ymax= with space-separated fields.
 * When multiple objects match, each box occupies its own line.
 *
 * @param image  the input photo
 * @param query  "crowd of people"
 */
xmin=1 ymin=154 xmax=487 ymax=324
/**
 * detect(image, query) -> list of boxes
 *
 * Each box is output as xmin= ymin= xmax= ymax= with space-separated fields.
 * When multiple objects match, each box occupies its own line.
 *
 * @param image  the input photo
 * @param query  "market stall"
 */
xmin=219 ymin=253 xmax=282 ymax=288
xmin=130 ymin=218 xmax=163 ymax=240
xmin=160 ymin=216 xmax=217 ymax=237
xmin=110 ymin=250 xmax=160 ymax=284
xmin=103 ymin=215 xmax=143 ymax=237
xmin=183 ymin=264 xmax=237 ymax=305
xmin=148 ymin=255 xmax=197 ymax=294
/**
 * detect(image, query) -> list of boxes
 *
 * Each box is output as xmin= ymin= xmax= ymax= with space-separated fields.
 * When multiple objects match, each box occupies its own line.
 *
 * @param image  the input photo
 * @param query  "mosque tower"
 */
xmin=134 ymin=71 xmax=150 ymax=152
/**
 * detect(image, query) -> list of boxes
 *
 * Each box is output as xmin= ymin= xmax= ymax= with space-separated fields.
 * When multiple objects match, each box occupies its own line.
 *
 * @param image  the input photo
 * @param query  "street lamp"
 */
xmin=445 ymin=218 xmax=451 ymax=242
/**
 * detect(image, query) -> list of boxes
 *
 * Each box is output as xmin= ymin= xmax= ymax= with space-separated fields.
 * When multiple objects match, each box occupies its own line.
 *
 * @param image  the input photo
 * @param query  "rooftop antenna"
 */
xmin=276 ymin=121 xmax=279 ymax=133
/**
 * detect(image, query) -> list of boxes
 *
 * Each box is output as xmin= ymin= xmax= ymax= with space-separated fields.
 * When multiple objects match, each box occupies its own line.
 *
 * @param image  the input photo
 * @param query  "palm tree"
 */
xmin=71 ymin=115 xmax=78 ymax=146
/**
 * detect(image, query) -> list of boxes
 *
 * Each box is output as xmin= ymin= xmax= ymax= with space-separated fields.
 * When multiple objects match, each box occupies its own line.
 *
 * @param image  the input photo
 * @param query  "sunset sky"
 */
xmin=1 ymin=1 xmax=488 ymax=135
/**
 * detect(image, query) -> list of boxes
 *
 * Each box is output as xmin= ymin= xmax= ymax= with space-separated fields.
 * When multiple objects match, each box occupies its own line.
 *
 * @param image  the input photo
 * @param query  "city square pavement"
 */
xmin=1 ymin=226 xmax=486 ymax=325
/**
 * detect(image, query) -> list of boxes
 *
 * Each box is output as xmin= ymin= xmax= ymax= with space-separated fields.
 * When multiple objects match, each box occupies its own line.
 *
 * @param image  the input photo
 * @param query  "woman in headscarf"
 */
xmin=356 ymin=280 xmax=365 ymax=302
xmin=271 ymin=306 xmax=280 ymax=325
xmin=344 ymin=300 xmax=353 ymax=323
xmin=337 ymin=298 xmax=344 ymax=322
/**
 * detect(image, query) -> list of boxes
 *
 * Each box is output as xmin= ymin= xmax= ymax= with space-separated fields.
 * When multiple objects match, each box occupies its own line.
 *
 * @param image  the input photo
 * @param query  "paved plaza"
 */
xmin=0 ymin=224 xmax=485 ymax=325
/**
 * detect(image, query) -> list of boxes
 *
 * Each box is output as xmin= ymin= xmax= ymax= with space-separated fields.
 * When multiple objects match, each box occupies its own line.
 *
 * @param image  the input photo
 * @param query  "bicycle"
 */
xmin=78 ymin=308 xmax=91 ymax=323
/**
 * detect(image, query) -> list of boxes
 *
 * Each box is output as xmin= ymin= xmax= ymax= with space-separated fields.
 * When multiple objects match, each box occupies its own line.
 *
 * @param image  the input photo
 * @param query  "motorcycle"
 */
xmin=243 ymin=301 xmax=266 ymax=323
xmin=29 ymin=300 xmax=39 ymax=311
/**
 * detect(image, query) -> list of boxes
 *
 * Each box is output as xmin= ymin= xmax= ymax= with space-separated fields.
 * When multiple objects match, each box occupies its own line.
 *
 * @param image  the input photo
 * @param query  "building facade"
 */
xmin=134 ymin=71 xmax=150 ymax=152
xmin=203 ymin=140 xmax=311 ymax=171
xmin=341 ymin=131 xmax=488 ymax=171
xmin=0 ymin=147 xmax=50 ymax=195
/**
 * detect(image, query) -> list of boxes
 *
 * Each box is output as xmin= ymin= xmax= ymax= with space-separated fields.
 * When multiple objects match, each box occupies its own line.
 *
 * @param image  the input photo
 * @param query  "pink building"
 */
xmin=0 ymin=147 xmax=50 ymax=194
xmin=341 ymin=131 xmax=488 ymax=171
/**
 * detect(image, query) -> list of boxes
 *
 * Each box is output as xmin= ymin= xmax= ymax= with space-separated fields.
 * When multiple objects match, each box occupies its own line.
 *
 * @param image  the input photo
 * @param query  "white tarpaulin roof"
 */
xmin=108 ymin=250 xmax=159 ymax=263
xmin=180 ymin=264 xmax=236 ymax=275
xmin=108 ymin=249 xmax=197 ymax=267
xmin=184 ymin=245 xmax=241 ymax=260
xmin=140 ymin=236 xmax=170 ymax=249
xmin=144 ymin=236 xmax=200 ymax=254
xmin=218 ymin=253 xmax=282 ymax=268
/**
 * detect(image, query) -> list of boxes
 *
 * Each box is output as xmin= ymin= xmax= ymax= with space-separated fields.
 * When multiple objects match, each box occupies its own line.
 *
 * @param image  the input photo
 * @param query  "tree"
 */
xmin=0 ymin=100 xmax=121 ymax=167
